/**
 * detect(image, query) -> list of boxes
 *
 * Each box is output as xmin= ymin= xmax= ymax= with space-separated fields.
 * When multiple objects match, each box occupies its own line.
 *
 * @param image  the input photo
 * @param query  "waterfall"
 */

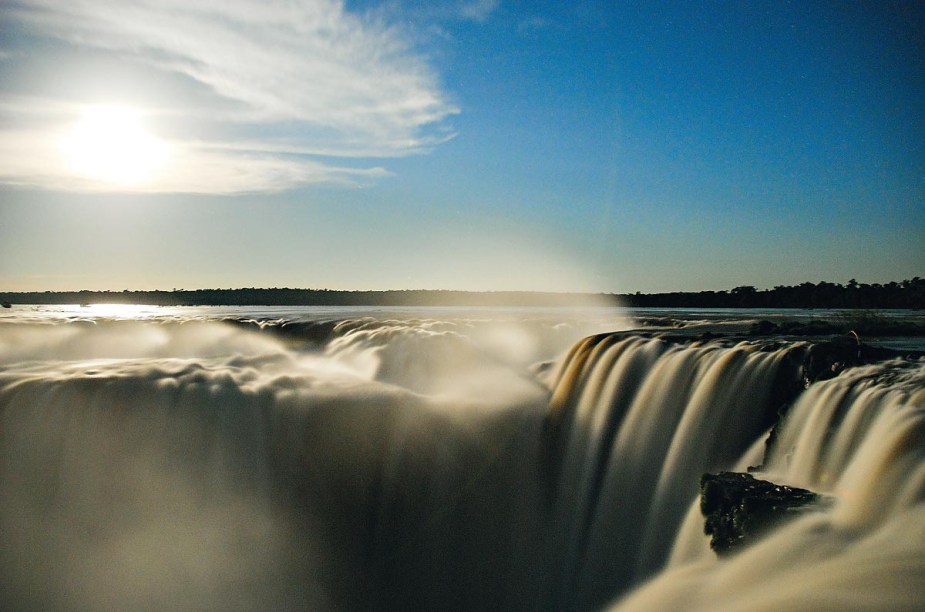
xmin=612 ymin=357 xmax=925 ymax=611
xmin=541 ymin=334 xmax=803 ymax=610
xmin=0 ymin=320 xmax=546 ymax=611
xmin=0 ymin=314 xmax=922 ymax=610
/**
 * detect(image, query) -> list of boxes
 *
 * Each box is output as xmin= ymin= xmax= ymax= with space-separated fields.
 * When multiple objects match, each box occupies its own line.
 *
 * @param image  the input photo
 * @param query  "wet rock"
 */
xmin=801 ymin=338 xmax=860 ymax=383
xmin=700 ymin=472 xmax=823 ymax=555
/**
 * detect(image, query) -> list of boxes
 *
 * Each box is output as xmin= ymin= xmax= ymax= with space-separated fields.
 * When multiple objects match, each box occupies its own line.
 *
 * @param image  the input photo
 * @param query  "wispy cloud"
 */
xmin=459 ymin=0 xmax=501 ymax=23
xmin=0 ymin=0 xmax=457 ymax=193
xmin=517 ymin=16 xmax=551 ymax=36
xmin=0 ymin=125 xmax=392 ymax=194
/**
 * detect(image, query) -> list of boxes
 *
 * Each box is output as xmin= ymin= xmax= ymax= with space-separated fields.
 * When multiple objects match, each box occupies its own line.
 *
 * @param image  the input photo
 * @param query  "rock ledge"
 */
xmin=701 ymin=472 xmax=823 ymax=555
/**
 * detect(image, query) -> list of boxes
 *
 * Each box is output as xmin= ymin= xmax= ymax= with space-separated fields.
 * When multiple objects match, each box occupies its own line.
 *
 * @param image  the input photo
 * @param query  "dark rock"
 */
xmin=700 ymin=472 xmax=824 ymax=555
xmin=750 ymin=319 xmax=778 ymax=335
xmin=801 ymin=337 xmax=860 ymax=384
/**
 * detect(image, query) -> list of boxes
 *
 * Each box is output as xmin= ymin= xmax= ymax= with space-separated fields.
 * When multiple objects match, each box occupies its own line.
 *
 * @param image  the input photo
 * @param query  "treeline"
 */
xmin=624 ymin=278 xmax=925 ymax=309
xmin=2 ymin=278 xmax=923 ymax=309
xmin=0 ymin=288 xmax=617 ymax=308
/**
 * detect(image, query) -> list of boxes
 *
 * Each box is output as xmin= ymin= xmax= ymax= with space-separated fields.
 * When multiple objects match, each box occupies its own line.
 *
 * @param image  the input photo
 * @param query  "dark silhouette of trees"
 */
xmin=622 ymin=277 xmax=924 ymax=309
xmin=1 ymin=278 xmax=923 ymax=308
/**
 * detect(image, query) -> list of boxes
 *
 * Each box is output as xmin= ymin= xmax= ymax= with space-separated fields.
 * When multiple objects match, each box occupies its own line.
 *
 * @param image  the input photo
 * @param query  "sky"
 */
xmin=0 ymin=0 xmax=922 ymax=293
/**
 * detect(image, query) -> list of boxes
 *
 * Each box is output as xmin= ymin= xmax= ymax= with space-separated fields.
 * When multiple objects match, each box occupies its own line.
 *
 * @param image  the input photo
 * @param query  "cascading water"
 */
xmin=0 ymin=308 xmax=922 ymax=611
xmin=540 ymin=334 xmax=804 ymax=610
xmin=613 ymin=357 xmax=925 ymax=611
xmin=0 ymin=317 xmax=553 ymax=611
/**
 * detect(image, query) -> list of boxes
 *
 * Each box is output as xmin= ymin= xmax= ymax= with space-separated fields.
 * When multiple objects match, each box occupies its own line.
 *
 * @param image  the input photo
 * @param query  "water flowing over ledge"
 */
xmin=0 ymin=307 xmax=922 ymax=610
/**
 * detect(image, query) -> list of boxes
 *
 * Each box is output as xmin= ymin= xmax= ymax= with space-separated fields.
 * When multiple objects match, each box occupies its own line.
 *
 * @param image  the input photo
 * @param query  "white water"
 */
xmin=613 ymin=358 xmax=925 ymax=611
xmin=541 ymin=335 xmax=800 ymax=610
xmin=0 ymin=307 xmax=922 ymax=610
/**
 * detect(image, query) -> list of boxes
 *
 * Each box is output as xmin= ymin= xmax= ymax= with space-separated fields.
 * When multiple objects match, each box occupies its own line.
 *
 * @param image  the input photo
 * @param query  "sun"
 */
xmin=59 ymin=105 xmax=170 ymax=186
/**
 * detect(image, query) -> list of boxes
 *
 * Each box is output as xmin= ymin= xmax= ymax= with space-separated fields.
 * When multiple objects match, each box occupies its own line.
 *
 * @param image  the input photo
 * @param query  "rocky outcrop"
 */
xmin=700 ymin=472 xmax=824 ymax=555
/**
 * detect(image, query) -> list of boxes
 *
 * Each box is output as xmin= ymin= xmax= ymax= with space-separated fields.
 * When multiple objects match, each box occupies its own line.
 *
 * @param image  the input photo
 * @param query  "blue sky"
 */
xmin=0 ymin=0 xmax=922 ymax=293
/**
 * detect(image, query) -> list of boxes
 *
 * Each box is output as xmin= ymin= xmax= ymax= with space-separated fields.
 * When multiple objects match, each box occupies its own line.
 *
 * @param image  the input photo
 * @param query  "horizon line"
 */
xmin=2 ymin=278 xmax=921 ymax=297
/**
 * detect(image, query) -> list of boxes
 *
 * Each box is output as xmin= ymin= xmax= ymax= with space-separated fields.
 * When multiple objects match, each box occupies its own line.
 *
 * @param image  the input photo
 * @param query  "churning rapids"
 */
xmin=1 ymin=305 xmax=923 ymax=610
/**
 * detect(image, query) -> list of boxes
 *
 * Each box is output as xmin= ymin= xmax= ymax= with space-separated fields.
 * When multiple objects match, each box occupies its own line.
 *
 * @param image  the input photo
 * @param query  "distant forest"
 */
xmin=2 ymin=278 xmax=923 ymax=309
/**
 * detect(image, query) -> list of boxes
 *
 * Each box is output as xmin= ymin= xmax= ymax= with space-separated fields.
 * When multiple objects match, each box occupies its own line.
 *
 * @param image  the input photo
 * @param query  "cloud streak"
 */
xmin=0 ymin=0 xmax=458 ymax=193
xmin=459 ymin=0 xmax=501 ymax=22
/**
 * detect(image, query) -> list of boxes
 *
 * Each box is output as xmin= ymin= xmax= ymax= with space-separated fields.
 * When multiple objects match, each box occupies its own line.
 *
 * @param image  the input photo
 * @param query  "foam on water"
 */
xmin=0 ymin=309 xmax=922 ymax=610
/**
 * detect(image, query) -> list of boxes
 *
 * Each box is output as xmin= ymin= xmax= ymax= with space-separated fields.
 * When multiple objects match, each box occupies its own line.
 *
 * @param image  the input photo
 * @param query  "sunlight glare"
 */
xmin=59 ymin=106 xmax=169 ymax=185
xmin=79 ymin=303 xmax=164 ymax=319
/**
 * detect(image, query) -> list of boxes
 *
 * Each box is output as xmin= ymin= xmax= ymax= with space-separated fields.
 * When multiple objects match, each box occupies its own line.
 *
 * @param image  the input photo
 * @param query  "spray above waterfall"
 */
xmin=0 ymin=305 xmax=922 ymax=610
